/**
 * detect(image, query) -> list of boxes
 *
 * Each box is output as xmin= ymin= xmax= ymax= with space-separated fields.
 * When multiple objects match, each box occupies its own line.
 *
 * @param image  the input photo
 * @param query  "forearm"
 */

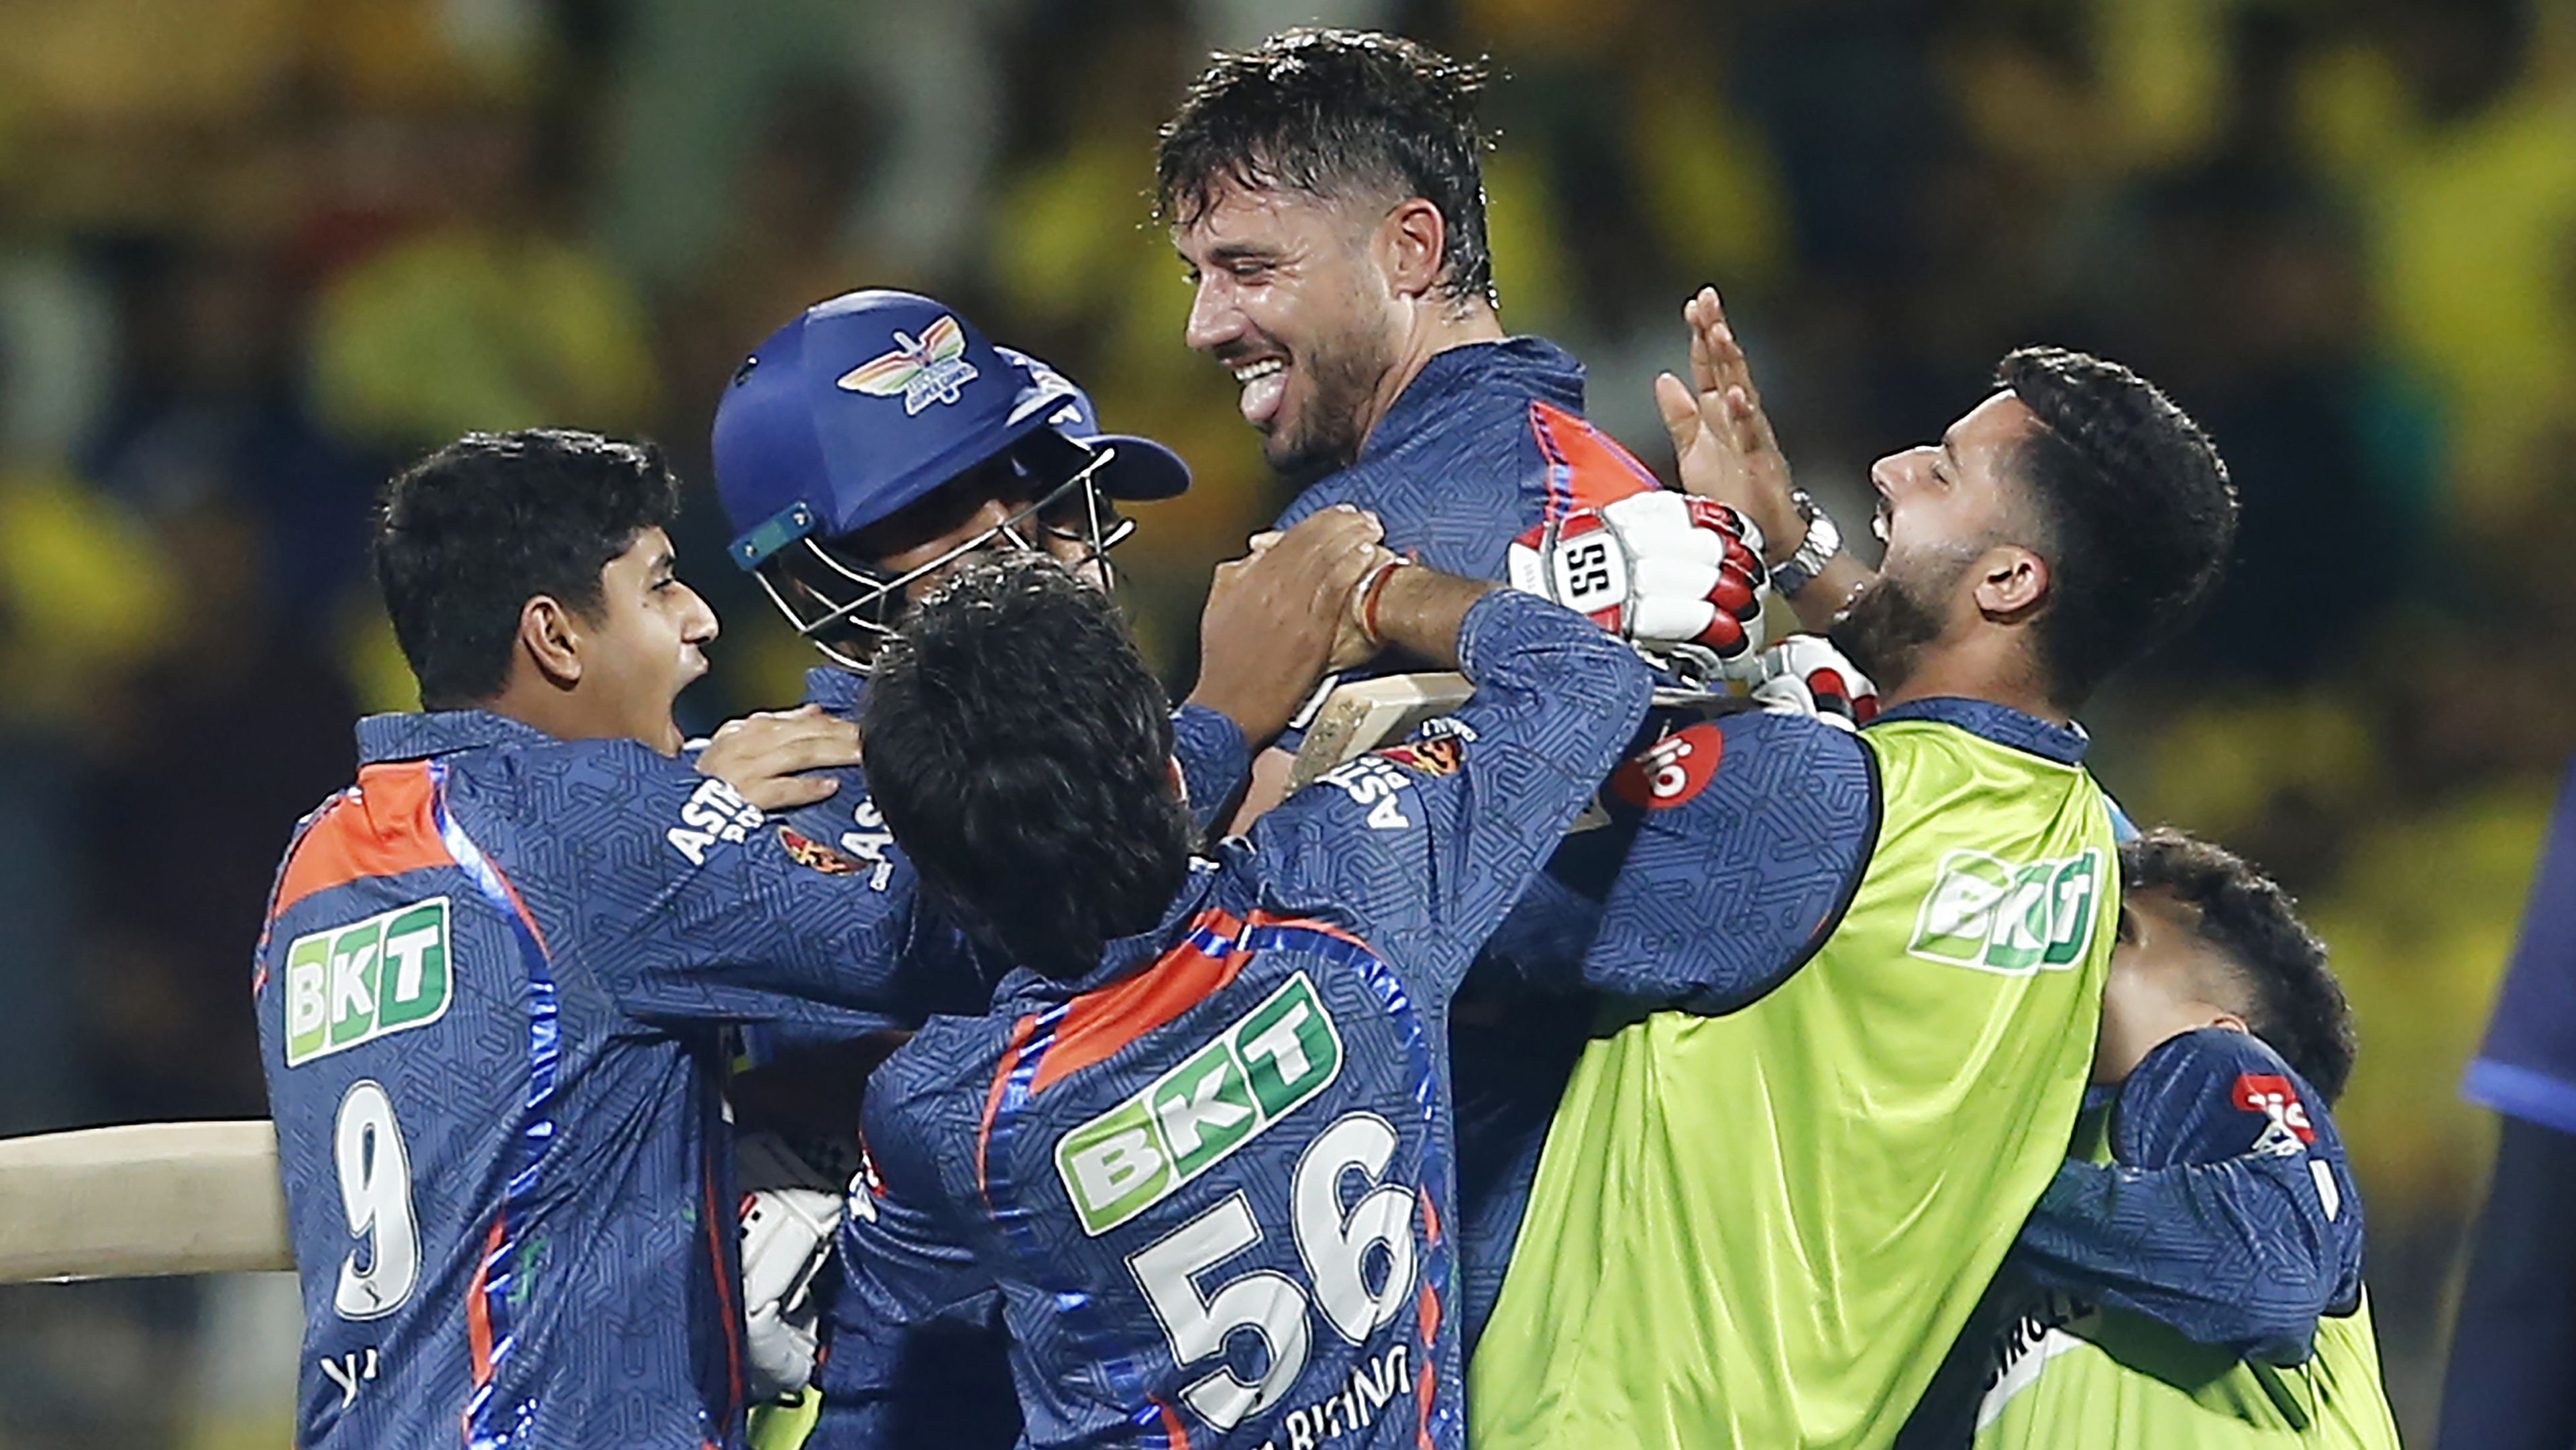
xmin=1362 ymin=564 xmax=1498 ymax=670
xmin=2019 ymin=1153 xmax=2338 ymax=1362
xmin=1784 ymin=552 xmax=1874 ymax=635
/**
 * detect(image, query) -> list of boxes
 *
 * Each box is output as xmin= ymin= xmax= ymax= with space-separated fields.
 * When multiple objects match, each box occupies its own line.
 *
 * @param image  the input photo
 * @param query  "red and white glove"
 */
xmin=1744 ymin=634 xmax=1879 ymax=731
xmin=737 ymin=1131 xmax=844 ymax=1403
xmin=1507 ymin=492 xmax=1770 ymax=666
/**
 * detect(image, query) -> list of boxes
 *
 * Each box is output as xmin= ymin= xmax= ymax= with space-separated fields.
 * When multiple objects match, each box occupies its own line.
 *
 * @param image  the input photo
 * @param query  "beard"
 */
xmin=1263 ymin=324 xmax=1395 ymax=484
xmin=1827 ymin=548 xmax=1970 ymax=696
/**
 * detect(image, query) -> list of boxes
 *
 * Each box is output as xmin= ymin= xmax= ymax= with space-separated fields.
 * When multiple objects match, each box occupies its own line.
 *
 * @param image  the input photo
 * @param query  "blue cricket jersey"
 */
xmin=835 ymin=590 xmax=1652 ymax=1450
xmin=252 ymin=710 xmax=957 ymax=1449
xmin=2465 ymin=756 xmax=2576 ymax=1135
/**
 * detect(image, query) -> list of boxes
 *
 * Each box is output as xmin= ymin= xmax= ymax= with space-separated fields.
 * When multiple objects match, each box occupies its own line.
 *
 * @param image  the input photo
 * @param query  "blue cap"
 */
xmin=714 ymin=290 xmax=1189 ymax=570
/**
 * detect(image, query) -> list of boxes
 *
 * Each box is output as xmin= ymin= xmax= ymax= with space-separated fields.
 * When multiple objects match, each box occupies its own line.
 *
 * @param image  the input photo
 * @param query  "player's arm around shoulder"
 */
xmin=1254 ymin=586 xmax=1653 ymax=968
xmin=2019 ymin=1029 xmax=2362 ymax=1363
xmin=487 ymin=734 xmax=922 ymax=1030
xmin=1578 ymin=702 xmax=1878 ymax=1013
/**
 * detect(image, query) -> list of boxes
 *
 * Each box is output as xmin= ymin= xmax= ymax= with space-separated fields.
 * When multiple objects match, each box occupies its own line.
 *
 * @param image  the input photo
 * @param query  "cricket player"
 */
xmin=252 ymin=429 xmax=998 ymax=1449
xmin=704 ymin=289 xmax=1289 ymax=1448
xmin=1160 ymin=29 xmax=1686 ymax=824
xmin=2442 ymin=754 xmax=2576 ymax=1449
xmin=830 ymin=490 xmax=1782 ymax=1447
xmin=1934 ymin=829 xmax=2402 ymax=1449
xmin=1462 ymin=326 xmax=2241 ymax=1449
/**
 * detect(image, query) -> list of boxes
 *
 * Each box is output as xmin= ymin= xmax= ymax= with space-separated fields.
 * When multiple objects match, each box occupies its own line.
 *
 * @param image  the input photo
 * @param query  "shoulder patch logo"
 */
xmin=1607 ymin=722 xmax=1724 ymax=811
xmin=2233 ymin=1073 xmax=2318 ymax=1151
xmin=284 ymin=897 xmax=453 ymax=1067
xmin=835 ymin=315 xmax=978 ymax=415
xmin=1375 ymin=735 xmax=1464 ymax=778
xmin=1906 ymin=847 xmax=2104 ymax=975
xmin=778 ymin=825 xmax=863 ymax=876
xmin=1054 ymin=972 xmax=1344 ymax=1235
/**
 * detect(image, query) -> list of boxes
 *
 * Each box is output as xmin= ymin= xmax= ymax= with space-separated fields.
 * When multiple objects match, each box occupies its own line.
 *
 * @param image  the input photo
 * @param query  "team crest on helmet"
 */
xmin=836 ymin=315 xmax=978 ymax=415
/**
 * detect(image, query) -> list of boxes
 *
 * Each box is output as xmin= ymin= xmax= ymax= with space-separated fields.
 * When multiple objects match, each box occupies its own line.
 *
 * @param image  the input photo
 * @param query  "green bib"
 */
xmin=1470 ymin=717 xmax=2116 ymax=1450
xmin=1972 ymin=1115 xmax=2404 ymax=1450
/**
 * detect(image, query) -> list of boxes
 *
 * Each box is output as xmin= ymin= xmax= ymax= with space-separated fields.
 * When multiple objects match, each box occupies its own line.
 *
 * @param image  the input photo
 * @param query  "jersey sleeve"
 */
xmin=1171 ymin=702 xmax=1252 ymax=835
xmin=2012 ymin=1029 xmax=2363 ymax=1364
xmin=498 ymin=740 xmax=932 ymax=1031
xmin=1247 ymin=588 xmax=1652 ymax=1000
xmin=1565 ymin=708 xmax=1876 ymax=1012
xmin=2465 ymin=757 xmax=2576 ymax=1133
xmin=841 ymin=1080 xmax=1002 ymax=1336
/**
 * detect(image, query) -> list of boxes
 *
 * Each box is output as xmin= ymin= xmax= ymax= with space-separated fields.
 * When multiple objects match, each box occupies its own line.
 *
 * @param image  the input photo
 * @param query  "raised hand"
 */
xmin=1655 ymin=287 xmax=1801 ymax=566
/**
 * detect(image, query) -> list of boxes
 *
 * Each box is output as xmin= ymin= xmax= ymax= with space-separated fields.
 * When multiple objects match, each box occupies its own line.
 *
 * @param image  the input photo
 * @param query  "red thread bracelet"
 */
xmin=1358 ymin=556 xmax=1409 ymax=646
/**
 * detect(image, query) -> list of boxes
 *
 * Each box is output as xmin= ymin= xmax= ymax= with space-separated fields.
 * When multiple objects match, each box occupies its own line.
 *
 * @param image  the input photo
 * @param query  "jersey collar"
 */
xmin=990 ymin=858 xmax=1226 ymax=1011
xmin=802 ymin=665 xmax=868 ymax=719
xmin=355 ymin=709 xmax=557 ymax=764
xmin=1868 ymin=696 xmax=2090 ymax=766
xmin=1358 ymin=336 xmax=1586 ymax=464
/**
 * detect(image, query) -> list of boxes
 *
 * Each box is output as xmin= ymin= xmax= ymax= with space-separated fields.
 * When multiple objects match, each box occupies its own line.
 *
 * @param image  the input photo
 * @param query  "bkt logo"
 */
xmin=284 ymin=898 xmax=452 ymax=1067
xmin=1055 ymin=972 xmax=1344 ymax=1235
xmin=1907 ymin=847 xmax=2104 ymax=975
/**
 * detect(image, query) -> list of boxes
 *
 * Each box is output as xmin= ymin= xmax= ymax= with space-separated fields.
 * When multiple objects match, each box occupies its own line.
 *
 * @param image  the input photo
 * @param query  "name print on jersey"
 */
xmin=1907 ymin=847 xmax=2104 ymax=976
xmin=283 ymin=898 xmax=452 ymax=1067
xmin=1055 ymin=972 xmax=1345 ymax=1235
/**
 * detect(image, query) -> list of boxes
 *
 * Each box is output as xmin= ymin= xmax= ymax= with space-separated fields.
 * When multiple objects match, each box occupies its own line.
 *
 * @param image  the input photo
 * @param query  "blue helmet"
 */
xmin=711 ymin=289 xmax=1189 ymax=670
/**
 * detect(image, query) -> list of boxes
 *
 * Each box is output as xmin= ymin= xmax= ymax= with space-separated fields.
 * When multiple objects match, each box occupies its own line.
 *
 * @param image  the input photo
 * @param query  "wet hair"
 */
xmin=863 ymin=556 xmax=1195 ymax=978
xmin=372 ymin=429 xmax=681 ymax=708
xmin=2122 ymin=827 xmax=2357 ymax=1102
xmin=1157 ymin=28 xmax=1496 ymax=307
xmin=1995 ymin=347 xmax=2237 ymax=709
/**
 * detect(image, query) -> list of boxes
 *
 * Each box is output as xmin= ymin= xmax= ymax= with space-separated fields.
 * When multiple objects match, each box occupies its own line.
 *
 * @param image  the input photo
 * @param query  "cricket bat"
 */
xmin=0 ymin=1121 xmax=291 ymax=1282
xmin=1283 ymin=672 xmax=1472 ymax=794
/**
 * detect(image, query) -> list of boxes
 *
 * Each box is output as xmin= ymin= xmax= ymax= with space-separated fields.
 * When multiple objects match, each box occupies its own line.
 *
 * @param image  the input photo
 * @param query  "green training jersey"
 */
xmin=1470 ymin=715 xmax=2117 ymax=1450
xmin=1972 ymin=1293 xmax=2403 ymax=1449
xmin=1972 ymin=1110 xmax=2403 ymax=1450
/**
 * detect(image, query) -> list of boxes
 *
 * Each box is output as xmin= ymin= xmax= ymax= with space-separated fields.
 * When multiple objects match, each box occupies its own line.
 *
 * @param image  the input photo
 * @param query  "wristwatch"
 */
xmin=1768 ymin=490 xmax=1842 ymax=599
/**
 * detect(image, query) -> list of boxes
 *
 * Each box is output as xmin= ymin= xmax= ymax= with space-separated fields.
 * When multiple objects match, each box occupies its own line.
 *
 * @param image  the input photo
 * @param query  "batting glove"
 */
xmin=1508 ymin=491 xmax=1770 ymax=667
xmin=737 ymin=1131 xmax=844 ymax=1403
xmin=1744 ymin=634 xmax=1880 ymax=731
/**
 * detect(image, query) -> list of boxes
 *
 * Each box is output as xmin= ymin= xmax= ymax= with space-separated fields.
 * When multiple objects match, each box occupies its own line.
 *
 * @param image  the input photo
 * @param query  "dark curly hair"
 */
xmin=373 ymin=429 xmax=682 ymax=708
xmin=2122 ymin=827 xmax=2357 ymax=1102
xmin=1157 ymin=28 xmax=1497 ymax=307
xmin=1995 ymin=348 xmax=2238 ymax=709
xmin=863 ymin=556 xmax=1195 ymax=978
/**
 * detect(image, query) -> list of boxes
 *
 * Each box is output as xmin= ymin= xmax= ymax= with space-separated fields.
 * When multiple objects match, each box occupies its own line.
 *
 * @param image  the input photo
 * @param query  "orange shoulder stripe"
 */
xmin=270 ymin=761 xmax=451 ymax=921
xmin=1529 ymin=398 xmax=1660 ymax=520
xmin=1029 ymin=909 xmax=1250 ymax=1096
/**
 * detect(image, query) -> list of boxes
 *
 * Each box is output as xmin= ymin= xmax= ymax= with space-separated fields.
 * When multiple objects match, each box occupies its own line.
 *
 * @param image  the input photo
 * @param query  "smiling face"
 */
xmin=1177 ymin=179 xmax=1404 ymax=478
xmin=579 ymin=527 xmax=717 ymax=754
xmin=1828 ymin=391 xmax=2048 ymax=694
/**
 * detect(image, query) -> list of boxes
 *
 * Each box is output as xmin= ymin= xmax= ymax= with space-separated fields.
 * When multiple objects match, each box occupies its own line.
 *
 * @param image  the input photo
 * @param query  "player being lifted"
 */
xmin=253 ymin=431 xmax=967 ymax=1449
xmin=1924 ymin=828 xmax=2402 ymax=1449
xmin=831 ymin=495 xmax=1782 ymax=1448
xmin=1154 ymin=34 xmax=2367 ymax=1441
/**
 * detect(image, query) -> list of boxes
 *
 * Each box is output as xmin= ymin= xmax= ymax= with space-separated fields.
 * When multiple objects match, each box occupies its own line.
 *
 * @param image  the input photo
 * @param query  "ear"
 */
xmin=1377 ymin=197 xmax=1449 ymax=301
xmin=1972 ymin=544 xmax=2050 ymax=623
xmin=519 ymin=595 xmax=584 ymax=690
xmin=2208 ymin=1010 xmax=2252 ymax=1035
xmin=1167 ymin=755 xmax=1190 ymax=807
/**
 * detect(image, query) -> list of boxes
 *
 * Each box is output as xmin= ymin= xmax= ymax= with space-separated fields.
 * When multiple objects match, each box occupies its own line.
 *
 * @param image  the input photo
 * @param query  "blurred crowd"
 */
xmin=3 ymin=0 xmax=2574 ymax=1443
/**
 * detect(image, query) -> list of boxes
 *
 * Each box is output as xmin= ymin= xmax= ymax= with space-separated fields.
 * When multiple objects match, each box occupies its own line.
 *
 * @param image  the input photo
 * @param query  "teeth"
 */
xmin=1232 ymin=360 xmax=1285 ymax=383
